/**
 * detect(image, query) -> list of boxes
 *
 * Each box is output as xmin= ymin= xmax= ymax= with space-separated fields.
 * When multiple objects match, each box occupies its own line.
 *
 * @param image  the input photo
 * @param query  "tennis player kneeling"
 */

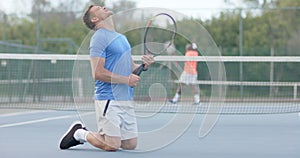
xmin=59 ymin=5 xmax=153 ymax=151
xmin=59 ymin=101 xmax=139 ymax=151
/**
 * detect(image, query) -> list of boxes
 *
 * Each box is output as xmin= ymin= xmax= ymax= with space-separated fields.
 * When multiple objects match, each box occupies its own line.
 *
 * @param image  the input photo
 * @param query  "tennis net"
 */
xmin=0 ymin=53 xmax=299 ymax=114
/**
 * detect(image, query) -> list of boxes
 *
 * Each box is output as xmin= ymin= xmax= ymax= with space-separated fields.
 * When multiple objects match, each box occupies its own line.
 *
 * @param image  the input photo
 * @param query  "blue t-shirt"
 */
xmin=90 ymin=28 xmax=133 ymax=101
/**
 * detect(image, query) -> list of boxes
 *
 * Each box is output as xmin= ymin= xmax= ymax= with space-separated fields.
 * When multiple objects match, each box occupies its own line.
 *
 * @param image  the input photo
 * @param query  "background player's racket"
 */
xmin=133 ymin=13 xmax=177 ymax=76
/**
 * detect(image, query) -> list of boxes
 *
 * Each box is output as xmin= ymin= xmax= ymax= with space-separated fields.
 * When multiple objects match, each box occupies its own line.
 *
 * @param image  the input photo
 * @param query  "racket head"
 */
xmin=143 ymin=13 xmax=177 ymax=56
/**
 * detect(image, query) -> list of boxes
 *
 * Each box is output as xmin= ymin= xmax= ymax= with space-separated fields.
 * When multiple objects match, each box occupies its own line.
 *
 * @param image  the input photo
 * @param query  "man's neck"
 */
xmin=95 ymin=16 xmax=115 ymax=31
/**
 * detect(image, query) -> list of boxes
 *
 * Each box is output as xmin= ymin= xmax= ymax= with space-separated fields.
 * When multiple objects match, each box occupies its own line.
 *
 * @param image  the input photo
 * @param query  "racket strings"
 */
xmin=144 ymin=15 xmax=176 ymax=55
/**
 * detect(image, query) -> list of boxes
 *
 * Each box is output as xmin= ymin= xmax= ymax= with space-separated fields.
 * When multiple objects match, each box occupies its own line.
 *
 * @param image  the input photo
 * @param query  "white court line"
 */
xmin=0 ymin=115 xmax=74 ymax=128
xmin=0 ymin=112 xmax=94 ymax=128
xmin=0 ymin=110 xmax=47 ymax=117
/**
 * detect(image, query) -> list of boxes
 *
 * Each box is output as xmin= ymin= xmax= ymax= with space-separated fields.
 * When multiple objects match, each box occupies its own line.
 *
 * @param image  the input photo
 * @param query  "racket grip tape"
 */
xmin=133 ymin=64 xmax=147 ymax=76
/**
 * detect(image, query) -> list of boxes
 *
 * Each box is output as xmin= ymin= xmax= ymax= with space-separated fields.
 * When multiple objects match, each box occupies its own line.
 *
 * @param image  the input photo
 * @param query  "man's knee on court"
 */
xmin=121 ymin=140 xmax=137 ymax=150
xmin=121 ymin=144 xmax=137 ymax=150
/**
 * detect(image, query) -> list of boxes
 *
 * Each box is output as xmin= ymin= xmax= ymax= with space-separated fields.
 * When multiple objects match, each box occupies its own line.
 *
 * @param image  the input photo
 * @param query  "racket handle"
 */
xmin=133 ymin=64 xmax=145 ymax=76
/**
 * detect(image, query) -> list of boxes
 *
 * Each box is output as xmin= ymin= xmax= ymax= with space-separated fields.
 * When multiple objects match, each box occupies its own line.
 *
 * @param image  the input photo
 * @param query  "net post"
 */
xmin=78 ymin=78 xmax=83 ymax=98
xmin=239 ymin=9 xmax=244 ymax=100
xmin=294 ymin=84 xmax=298 ymax=101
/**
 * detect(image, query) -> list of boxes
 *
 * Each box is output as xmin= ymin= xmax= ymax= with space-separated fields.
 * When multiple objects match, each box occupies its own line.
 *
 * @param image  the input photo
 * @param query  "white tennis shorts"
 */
xmin=178 ymin=71 xmax=198 ymax=85
xmin=95 ymin=100 xmax=138 ymax=140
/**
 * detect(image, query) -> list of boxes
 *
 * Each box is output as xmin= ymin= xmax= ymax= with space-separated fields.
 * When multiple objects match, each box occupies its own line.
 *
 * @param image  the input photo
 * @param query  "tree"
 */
xmin=112 ymin=0 xmax=136 ymax=13
xmin=30 ymin=0 xmax=52 ymax=18
xmin=110 ymin=0 xmax=137 ymax=31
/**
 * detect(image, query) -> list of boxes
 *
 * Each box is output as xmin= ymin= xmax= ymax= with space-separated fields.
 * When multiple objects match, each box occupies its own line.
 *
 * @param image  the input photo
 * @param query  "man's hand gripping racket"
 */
xmin=133 ymin=13 xmax=177 ymax=76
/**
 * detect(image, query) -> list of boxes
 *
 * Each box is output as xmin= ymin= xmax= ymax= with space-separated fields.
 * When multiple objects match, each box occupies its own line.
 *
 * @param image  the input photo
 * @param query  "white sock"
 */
xmin=173 ymin=93 xmax=180 ymax=102
xmin=74 ymin=129 xmax=88 ymax=143
xmin=194 ymin=94 xmax=200 ymax=103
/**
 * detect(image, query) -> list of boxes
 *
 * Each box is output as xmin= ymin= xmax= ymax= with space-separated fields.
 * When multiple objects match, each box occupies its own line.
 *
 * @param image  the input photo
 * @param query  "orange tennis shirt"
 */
xmin=184 ymin=50 xmax=198 ymax=75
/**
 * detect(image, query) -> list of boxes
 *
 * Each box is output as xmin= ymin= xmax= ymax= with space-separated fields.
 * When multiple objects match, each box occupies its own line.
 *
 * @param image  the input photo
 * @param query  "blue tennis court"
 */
xmin=1 ymin=108 xmax=300 ymax=158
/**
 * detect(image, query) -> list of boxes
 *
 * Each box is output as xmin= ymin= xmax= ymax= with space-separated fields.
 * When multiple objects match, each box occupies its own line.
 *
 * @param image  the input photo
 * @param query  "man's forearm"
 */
xmin=94 ymin=69 xmax=129 ymax=85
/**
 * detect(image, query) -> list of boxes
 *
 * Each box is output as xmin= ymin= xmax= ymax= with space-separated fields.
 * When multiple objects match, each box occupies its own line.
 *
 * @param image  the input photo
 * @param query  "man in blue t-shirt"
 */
xmin=59 ymin=5 xmax=154 ymax=151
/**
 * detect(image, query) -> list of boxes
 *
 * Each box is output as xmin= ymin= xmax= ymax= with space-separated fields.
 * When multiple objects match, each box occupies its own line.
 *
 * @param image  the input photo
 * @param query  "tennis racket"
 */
xmin=133 ymin=13 xmax=177 ymax=76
